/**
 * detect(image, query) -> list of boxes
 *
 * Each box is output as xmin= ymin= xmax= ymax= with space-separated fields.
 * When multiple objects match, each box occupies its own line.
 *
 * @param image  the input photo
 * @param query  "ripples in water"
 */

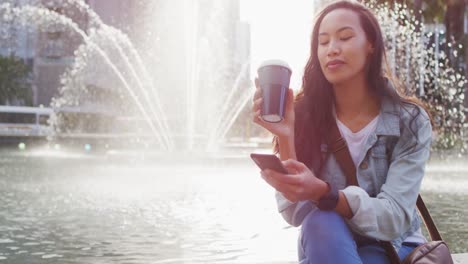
xmin=0 ymin=153 xmax=466 ymax=263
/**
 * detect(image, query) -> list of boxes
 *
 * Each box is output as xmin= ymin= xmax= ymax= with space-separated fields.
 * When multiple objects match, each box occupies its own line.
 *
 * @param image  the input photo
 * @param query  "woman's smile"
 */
xmin=327 ymin=62 xmax=345 ymax=70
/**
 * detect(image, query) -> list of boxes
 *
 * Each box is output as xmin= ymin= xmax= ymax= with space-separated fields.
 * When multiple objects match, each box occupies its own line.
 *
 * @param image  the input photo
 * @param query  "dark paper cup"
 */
xmin=257 ymin=60 xmax=292 ymax=123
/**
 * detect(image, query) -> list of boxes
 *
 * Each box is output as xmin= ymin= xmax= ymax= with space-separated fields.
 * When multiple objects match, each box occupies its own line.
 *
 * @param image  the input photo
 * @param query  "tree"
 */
xmin=444 ymin=0 xmax=466 ymax=69
xmin=0 ymin=55 xmax=32 ymax=105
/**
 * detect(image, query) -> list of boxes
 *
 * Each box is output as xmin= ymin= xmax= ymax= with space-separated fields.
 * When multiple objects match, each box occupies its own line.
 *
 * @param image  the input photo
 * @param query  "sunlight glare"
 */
xmin=240 ymin=0 xmax=316 ymax=90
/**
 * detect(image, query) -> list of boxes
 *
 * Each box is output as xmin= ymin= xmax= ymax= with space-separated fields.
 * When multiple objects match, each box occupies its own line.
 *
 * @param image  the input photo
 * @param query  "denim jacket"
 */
xmin=275 ymin=97 xmax=432 ymax=250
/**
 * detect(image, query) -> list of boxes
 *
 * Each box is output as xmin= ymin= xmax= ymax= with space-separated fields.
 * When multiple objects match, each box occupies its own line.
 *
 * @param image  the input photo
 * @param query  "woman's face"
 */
xmin=317 ymin=8 xmax=373 ymax=85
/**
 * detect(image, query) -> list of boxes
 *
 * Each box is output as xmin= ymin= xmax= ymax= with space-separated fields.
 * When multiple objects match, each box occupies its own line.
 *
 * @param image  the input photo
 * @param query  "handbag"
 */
xmin=328 ymin=120 xmax=454 ymax=264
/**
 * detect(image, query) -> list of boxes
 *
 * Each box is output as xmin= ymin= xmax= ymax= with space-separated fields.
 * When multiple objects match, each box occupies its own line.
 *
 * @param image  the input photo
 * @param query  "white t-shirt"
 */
xmin=336 ymin=116 xmax=379 ymax=167
xmin=336 ymin=115 xmax=426 ymax=244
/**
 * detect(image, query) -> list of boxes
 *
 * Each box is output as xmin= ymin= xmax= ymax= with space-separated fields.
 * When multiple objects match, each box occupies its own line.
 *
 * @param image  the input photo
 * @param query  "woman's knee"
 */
xmin=301 ymin=209 xmax=346 ymax=237
xmin=301 ymin=209 xmax=357 ymax=248
xmin=299 ymin=210 xmax=361 ymax=263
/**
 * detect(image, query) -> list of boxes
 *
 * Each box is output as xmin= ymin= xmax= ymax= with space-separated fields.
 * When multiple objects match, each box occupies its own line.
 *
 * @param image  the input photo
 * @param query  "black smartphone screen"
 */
xmin=250 ymin=153 xmax=288 ymax=174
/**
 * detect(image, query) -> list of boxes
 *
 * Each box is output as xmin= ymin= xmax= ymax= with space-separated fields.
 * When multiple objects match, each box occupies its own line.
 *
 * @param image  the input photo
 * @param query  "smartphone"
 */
xmin=250 ymin=153 xmax=289 ymax=174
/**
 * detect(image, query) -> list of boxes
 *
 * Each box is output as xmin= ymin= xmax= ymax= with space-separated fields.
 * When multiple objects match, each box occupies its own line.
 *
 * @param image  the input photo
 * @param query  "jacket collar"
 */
xmin=374 ymin=96 xmax=401 ymax=137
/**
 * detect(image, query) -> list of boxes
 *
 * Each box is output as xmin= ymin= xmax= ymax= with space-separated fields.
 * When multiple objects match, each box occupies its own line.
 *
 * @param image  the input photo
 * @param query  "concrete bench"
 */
xmin=275 ymin=254 xmax=468 ymax=263
xmin=454 ymin=253 xmax=468 ymax=264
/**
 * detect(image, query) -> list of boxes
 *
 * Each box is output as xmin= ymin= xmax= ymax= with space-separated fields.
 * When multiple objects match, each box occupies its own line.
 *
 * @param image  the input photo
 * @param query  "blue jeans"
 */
xmin=298 ymin=210 xmax=419 ymax=264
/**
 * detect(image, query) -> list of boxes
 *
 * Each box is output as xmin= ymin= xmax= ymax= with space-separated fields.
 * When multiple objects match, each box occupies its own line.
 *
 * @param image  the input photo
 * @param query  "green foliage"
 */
xmin=51 ymin=84 xmax=128 ymax=135
xmin=420 ymin=0 xmax=445 ymax=22
xmin=0 ymin=55 xmax=32 ymax=105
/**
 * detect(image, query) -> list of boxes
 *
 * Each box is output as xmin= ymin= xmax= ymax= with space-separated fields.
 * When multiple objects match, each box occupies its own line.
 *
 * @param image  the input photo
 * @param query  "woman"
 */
xmin=252 ymin=1 xmax=433 ymax=263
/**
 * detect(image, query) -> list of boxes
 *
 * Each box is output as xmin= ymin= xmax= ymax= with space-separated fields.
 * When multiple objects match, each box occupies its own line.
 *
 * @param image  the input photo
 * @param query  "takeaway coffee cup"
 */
xmin=257 ymin=59 xmax=292 ymax=123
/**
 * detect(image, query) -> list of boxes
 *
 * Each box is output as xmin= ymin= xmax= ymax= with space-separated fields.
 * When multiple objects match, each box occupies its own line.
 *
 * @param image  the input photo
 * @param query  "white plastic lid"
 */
xmin=258 ymin=59 xmax=292 ymax=73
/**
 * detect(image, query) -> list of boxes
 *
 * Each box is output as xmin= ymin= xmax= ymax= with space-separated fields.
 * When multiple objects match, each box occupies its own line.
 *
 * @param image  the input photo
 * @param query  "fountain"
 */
xmin=369 ymin=1 xmax=467 ymax=154
xmin=2 ymin=0 xmax=464 ymax=154
xmin=0 ymin=0 xmax=253 ymax=153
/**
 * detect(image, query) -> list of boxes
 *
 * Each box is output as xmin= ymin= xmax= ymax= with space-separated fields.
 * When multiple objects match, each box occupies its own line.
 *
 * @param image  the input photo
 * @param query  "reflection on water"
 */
xmin=0 ymin=150 xmax=466 ymax=263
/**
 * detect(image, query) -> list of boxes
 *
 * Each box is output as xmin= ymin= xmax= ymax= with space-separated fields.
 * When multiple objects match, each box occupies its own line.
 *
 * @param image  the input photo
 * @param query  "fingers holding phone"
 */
xmin=282 ymin=159 xmax=307 ymax=174
xmin=251 ymin=153 xmax=326 ymax=202
xmin=260 ymin=171 xmax=302 ymax=201
xmin=250 ymin=154 xmax=301 ymax=186
xmin=250 ymin=153 xmax=288 ymax=174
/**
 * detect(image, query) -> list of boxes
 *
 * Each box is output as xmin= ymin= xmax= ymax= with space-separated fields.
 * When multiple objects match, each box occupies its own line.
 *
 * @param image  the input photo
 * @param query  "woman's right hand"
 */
xmin=252 ymin=78 xmax=295 ymax=139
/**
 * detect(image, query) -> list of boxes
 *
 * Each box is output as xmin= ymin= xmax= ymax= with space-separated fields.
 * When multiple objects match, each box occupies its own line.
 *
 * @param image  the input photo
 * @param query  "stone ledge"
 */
xmin=454 ymin=253 xmax=468 ymax=264
xmin=271 ymin=254 xmax=468 ymax=263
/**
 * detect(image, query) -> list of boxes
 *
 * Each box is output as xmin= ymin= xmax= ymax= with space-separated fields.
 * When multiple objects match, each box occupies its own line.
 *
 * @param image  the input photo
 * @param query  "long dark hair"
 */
xmin=274 ymin=0 xmax=431 ymax=174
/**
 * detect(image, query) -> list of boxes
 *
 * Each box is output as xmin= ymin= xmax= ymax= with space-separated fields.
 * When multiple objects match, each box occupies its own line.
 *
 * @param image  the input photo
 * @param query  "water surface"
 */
xmin=0 ymin=150 xmax=466 ymax=263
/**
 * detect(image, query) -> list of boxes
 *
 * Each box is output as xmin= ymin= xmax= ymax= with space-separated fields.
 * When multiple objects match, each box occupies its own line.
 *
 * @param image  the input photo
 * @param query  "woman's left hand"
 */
xmin=260 ymin=159 xmax=329 ymax=203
